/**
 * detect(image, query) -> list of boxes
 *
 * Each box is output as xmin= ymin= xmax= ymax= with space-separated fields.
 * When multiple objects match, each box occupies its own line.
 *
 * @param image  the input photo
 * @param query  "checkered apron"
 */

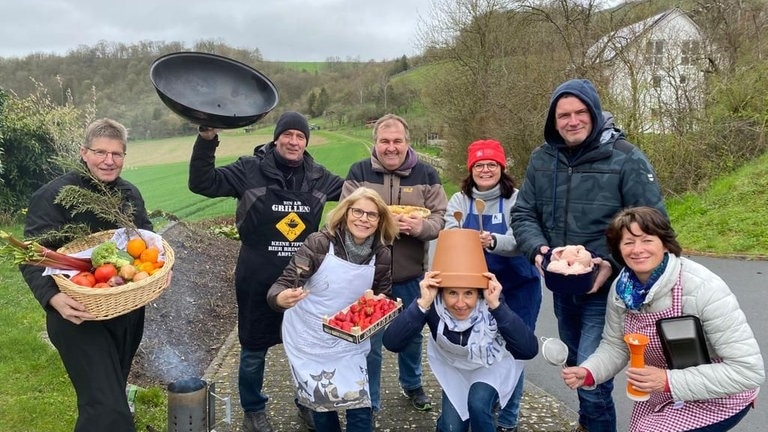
xmin=623 ymin=270 xmax=756 ymax=431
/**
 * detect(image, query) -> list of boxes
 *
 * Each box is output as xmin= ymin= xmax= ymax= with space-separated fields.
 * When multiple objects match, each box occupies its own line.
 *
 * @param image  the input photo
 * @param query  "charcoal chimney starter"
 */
xmin=167 ymin=377 xmax=209 ymax=432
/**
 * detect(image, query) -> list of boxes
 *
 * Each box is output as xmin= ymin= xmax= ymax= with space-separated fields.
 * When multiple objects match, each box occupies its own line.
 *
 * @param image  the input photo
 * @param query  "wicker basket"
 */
xmin=52 ymin=230 xmax=175 ymax=320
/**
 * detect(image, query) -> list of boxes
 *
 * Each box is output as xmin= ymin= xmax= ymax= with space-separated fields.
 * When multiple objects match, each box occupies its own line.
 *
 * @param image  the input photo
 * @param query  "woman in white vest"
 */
xmin=267 ymin=187 xmax=398 ymax=432
xmin=382 ymin=270 xmax=538 ymax=432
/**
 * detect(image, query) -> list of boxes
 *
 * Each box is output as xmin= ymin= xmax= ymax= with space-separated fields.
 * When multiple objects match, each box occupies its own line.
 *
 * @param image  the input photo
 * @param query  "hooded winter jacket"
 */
xmin=511 ymin=79 xmax=667 ymax=285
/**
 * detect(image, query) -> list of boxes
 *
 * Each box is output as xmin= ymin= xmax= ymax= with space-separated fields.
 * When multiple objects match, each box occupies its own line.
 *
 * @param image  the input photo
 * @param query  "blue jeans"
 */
xmin=391 ymin=278 xmax=423 ymax=391
xmin=239 ymin=346 xmax=269 ymax=412
xmin=497 ymin=278 xmax=541 ymax=428
xmin=437 ymin=382 xmax=498 ymax=432
xmin=496 ymin=372 xmax=524 ymax=428
xmin=688 ymin=404 xmax=751 ymax=432
xmin=553 ymin=292 xmax=616 ymax=432
xmin=312 ymin=407 xmax=372 ymax=432
xmin=366 ymin=331 xmax=384 ymax=412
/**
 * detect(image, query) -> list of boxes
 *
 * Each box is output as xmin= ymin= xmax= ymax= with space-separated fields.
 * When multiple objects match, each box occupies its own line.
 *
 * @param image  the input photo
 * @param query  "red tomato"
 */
xmin=70 ymin=271 xmax=96 ymax=287
xmin=93 ymin=263 xmax=118 ymax=284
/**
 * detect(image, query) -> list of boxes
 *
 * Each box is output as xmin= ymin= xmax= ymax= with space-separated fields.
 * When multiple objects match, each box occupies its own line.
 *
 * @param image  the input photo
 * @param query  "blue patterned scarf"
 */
xmin=433 ymin=295 xmax=507 ymax=367
xmin=616 ymin=253 xmax=669 ymax=311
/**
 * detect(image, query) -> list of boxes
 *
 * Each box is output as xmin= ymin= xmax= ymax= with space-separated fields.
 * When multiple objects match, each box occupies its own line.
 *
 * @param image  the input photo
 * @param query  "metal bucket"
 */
xmin=167 ymin=377 xmax=231 ymax=432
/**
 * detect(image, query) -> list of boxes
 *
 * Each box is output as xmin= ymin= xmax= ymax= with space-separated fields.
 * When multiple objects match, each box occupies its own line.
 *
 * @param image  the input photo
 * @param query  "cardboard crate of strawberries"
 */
xmin=322 ymin=290 xmax=403 ymax=344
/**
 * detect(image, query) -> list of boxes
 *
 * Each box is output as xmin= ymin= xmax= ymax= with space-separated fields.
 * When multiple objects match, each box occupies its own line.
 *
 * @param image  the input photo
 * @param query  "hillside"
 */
xmin=667 ymin=152 xmax=768 ymax=258
xmin=0 ymin=41 xmax=409 ymax=141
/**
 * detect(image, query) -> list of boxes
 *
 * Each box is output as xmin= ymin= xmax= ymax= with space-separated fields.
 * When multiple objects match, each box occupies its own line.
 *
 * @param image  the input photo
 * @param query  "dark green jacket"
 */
xmin=511 ymin=80 xmax=666 ymax=286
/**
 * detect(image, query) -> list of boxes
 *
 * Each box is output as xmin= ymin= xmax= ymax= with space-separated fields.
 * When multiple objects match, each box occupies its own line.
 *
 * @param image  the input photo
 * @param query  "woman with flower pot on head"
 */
xmin=383 ymin=228 xmax=538 ymax=432
xmin=444 ymin=139 xmax=542 ymax=432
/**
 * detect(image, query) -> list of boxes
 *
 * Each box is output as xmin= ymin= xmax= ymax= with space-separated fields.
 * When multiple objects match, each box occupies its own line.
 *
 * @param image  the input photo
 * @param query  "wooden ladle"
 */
xmin=453 ymin=210 xmax=463 ymax=227
xmin=475 ymin=198 xmax=486 ymax=232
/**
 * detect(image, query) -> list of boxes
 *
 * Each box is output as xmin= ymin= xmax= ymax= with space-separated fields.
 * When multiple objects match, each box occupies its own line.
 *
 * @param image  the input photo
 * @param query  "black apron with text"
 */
xmin=464 ymin=199 xmax=541 ymax=329
xmin=235 ymin=186 xmax=322 ymax=350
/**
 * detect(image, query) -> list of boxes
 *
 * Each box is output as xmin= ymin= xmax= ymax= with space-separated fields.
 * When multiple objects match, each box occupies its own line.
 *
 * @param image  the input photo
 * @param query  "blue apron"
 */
xmin=464 ymin=199 xmax=542 ymax=330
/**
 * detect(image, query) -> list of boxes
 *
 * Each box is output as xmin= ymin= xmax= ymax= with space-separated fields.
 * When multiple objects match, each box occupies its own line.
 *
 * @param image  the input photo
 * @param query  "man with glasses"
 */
xmin=190 ymin=112 xmax=344 ymax=432
xmin=510 ymin=79 xmax=666 ymax=432
xmin=342 ymin=114 xmax=447 ymax=420
xmin=21 ymin=118 xmax=155 ymax=432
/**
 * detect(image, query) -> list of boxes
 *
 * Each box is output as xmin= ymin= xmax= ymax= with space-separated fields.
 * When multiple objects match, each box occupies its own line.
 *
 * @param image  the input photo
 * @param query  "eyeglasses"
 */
xmin=85 ymin=147 xmax=126 ymax=161
xmin=348 ymin=207 xmax=380 ymax=222
xmin=473 ymin=162 xmax=500 ymax=172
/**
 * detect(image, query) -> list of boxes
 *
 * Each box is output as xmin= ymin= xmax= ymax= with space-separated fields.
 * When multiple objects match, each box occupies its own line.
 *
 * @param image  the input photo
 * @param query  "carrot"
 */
xmin=0 ymin=231 xmax=93 ymax=272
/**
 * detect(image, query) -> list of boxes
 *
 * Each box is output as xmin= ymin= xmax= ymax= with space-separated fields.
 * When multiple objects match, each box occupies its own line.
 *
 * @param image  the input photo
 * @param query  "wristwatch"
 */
xmin=489 ymin=234 xmax=497 ymax=250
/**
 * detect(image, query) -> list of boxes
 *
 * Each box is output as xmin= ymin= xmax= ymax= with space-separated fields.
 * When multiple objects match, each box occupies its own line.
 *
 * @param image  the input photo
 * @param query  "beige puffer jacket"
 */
xmin=582 ymin=253 xmax=764 ymax=401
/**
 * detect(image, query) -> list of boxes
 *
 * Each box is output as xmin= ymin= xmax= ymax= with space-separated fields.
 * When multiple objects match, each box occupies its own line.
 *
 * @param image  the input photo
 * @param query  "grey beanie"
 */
xmin=273 ymin=111 xmax=310 ymax=143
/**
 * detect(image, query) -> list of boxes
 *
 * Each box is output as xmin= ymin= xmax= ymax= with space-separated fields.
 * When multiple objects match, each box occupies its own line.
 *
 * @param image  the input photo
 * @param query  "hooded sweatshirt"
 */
xmin=510 ymin=79 xmax=667 ymax=291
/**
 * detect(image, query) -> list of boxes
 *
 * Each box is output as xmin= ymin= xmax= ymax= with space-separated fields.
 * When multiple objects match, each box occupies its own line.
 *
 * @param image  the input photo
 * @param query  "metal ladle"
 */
xmin=474 ymin=198 xmax=486 ymax=232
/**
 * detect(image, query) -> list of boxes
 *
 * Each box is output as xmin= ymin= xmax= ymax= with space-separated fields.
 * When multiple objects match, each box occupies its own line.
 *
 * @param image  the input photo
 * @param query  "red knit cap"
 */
xmin=467 ymin=139 xmax=506 ymax=170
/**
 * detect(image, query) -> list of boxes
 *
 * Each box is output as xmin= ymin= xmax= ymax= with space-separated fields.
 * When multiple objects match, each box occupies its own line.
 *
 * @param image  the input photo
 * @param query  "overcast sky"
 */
xmin=0 ymin=0 xmax=434 ymax=61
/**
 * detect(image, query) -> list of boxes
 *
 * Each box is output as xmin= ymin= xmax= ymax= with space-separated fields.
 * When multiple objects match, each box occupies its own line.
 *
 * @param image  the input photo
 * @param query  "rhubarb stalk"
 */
xmin=0 ymin=231 xmax=93 ymax=272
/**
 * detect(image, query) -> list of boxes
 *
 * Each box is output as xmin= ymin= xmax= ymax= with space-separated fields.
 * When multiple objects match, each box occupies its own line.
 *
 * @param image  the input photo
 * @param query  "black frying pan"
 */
xmin=150 ymin=52 xmax=279 ymax=129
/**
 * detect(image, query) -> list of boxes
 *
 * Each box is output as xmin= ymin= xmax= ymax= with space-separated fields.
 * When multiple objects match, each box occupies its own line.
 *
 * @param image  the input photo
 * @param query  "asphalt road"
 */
xmin=526 ymin=255 xmax=767 ymax=431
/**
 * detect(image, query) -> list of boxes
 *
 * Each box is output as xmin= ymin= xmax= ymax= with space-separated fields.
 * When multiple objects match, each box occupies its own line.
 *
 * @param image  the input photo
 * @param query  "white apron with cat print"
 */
xmin=283 ymin=242 xmax=375 ymax=412
xmin=427 ymin=319 xmax=522 ymax=420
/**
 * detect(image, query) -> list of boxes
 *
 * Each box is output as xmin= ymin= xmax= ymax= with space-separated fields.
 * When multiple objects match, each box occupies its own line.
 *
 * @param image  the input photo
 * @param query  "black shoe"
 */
xmin=297 ymin=404 xmax=316 ymax=431
xmin=497 ymin=427 xmax=518 ymax=432
xmin=242 ymin=410 xmax=274 ymax=432
xmin=402 ymin=386 xmax=432 ymax=411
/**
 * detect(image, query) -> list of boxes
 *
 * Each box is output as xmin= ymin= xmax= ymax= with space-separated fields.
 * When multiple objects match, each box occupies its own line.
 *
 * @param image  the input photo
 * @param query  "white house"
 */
xmin=588 ymin=8 xmax=708 ymax=134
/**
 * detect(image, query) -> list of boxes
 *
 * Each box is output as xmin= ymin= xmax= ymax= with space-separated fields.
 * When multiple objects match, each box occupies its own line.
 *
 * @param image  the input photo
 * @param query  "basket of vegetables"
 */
xmin=48 ymin=229 xmax=174 ymax=320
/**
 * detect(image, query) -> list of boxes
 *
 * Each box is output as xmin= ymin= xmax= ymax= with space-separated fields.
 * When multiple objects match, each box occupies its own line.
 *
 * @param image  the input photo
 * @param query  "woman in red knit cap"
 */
xmin=443 ymin=139 xmax=542 ymax=432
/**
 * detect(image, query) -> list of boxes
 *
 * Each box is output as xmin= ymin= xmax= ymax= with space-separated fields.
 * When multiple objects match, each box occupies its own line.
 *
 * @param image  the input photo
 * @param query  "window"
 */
xmin=645 ymin=39 xmax=665 ymax=66
xmin=652 ymin=75 xmax=662 ymax=88
xmin=680 ymin=40 xmax=701 ymax=66
xmin=679 ymin=75 xmax=688 ymax=85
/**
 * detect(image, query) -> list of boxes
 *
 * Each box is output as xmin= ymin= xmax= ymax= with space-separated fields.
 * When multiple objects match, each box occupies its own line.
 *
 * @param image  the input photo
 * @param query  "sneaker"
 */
xmin=297 ymin=404 xmax=316 ymax=431
xmin=242 ymin=410 xmax=274 ymax=432
xmin=497 ymin=427 xmax=518 ymax=432
xmin=402 ymin=386 xmax=432 ymax=411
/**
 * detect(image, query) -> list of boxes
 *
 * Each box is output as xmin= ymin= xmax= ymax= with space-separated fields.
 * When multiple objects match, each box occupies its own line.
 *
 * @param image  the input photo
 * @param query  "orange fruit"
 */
xmin=139 ymin=262 xmax=156 ymax=274
xmin=127 ymin=238 xmax=147 ymax=259
xmin=139 ymin=246 xmax=159 ymax=263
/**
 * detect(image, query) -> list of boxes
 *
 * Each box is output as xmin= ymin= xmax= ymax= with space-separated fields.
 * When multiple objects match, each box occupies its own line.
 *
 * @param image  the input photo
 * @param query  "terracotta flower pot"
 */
xmin=431 ymin=229 xmax=489 ymax=289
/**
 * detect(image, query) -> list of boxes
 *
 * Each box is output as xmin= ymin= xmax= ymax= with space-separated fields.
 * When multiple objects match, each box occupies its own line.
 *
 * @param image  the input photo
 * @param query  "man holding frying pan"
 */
xmin=190 ymin=112 xmax=343 ymax=432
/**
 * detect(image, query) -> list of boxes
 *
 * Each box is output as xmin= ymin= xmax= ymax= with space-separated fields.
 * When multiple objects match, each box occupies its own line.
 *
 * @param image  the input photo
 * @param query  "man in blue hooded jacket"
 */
xmin=510 ymin=79 xmax=666 ymax=432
